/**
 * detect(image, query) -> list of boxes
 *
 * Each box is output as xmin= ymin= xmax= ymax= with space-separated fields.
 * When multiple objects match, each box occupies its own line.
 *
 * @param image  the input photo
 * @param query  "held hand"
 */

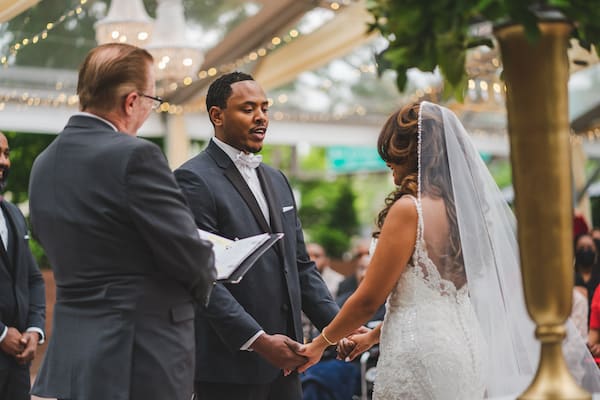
xmin=15 ymin=332 xmax=39 ymax=365
xmin=296 ymin=336 xmax=330 ymax=373
xmin=251 ymin=333 xmax=307 ymax=371
xmin=342 ymin=329 xmax=379 ymax=362
xmin=336 ymin=338 xmax=357 ymax=360
xmin=0 ymin=327 xmax=25 ymax=357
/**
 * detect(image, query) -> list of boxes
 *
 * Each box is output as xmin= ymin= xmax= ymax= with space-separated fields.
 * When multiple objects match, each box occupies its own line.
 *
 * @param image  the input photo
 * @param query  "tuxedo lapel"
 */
xmin=0 ymin=203 xmax=12 ymax=276
xmin=257 ymin=167 xmax=285 ymax=256
xmin=224 ymin=165 xmax=271 ymax=233
xmin=2 ymin=203 xmax=20 ymax=269
xmin=206 ymin=141 xmax=271 ymax=233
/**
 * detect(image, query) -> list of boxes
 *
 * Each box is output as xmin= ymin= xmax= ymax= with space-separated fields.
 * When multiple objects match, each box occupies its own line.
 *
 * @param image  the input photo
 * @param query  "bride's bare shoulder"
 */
xmin=387 ymin=196 xmax=418 ymax=222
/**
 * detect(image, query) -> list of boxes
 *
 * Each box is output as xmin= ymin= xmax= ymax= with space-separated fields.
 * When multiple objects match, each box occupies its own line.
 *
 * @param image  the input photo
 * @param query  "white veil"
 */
xmin=417 ymin=101 xmax=600 ymax=396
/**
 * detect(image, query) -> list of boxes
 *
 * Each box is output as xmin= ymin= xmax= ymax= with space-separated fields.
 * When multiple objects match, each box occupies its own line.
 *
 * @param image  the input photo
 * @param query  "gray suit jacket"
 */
xmin=0 ymin=200 xmax=45 ymax=370
xmin=29 ymin=115 xmax=216 ymax=400
xmin=175 ymin=140 xmax=339 ymax=384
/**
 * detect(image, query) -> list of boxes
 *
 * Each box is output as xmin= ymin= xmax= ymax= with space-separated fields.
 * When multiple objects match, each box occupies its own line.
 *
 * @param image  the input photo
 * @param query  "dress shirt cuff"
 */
xmin=240 ymin=330 xmax=265 ymax=351
xmin=26 ymin=327 xmax=45 ymax=344
xmin=0 ymin=326 xmax=6 ymax=343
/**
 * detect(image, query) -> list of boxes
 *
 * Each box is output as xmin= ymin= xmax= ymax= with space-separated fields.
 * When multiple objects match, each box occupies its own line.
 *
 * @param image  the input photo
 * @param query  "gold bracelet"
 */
xmin=321 ymin=328 xmax=337 ymax=346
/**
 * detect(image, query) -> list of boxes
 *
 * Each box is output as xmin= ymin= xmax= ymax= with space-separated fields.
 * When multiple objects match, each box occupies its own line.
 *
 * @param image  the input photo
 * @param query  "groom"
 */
xmin=175 ymin=72 xmax=339 ymax=400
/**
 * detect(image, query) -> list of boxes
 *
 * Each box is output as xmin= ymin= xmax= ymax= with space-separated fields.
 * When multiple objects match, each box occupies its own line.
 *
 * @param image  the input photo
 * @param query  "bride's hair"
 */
xmin=375 ymin=102 xmax=464 ymax=283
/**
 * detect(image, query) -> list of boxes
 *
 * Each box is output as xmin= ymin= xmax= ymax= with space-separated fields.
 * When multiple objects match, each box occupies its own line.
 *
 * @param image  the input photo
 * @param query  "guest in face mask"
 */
xmin=591 ymin=228 xmax=600 ymax=258
xmin=574 ymin=233 xmax=600 ymax=308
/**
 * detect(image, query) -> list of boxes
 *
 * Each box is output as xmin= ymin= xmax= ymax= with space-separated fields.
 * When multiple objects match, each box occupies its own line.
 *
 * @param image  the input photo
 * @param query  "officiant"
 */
xmin=175 ymin=72 xmax=339 ymax=400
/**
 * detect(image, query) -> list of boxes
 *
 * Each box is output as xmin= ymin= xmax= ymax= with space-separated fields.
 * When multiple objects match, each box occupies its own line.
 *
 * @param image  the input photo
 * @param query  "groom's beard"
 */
xmin=0 ymin=166 xmax=9 ymax=192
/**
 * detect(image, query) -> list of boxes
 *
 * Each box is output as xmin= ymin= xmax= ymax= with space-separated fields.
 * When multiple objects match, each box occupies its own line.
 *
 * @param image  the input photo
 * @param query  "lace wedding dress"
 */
xmin=368 ymin=102 xmax=600 ymax=399
xmin=373 ymin=196 xmax=486 ymax=400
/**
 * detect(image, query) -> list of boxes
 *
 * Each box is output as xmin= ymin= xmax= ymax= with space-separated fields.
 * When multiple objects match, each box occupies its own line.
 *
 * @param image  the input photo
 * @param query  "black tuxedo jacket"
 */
xmin=29 ymin=115 xmax=216 ymax=400
xmin=0 ymin=200 xmax=45 ymax=369
xmin=175 ymin=140 xmax=339 ymax=384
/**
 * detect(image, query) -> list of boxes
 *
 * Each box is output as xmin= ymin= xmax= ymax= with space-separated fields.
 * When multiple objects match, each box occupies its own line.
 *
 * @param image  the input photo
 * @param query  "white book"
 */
xmin=198 ymin=229 xmax=284 ymax=283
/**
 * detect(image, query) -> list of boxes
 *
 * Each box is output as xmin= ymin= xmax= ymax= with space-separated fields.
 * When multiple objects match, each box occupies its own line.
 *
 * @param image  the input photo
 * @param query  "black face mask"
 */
xmin=576 ymin=249 xmax=596 ymax=267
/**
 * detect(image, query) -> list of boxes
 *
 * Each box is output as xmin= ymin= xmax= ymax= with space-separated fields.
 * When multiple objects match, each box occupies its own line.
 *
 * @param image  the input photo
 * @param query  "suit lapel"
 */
xmin=224 ymin=165 xmax=271 ymax=233
xmin=257 ymin=167 xmax=285 ymax=256
xmin=0 ymin=204 xmax=11 ymax=270
xmin=2 ymin=203 xmax=20 ymax=268
xmin=206 ymin=141 xmax=271 ymax=233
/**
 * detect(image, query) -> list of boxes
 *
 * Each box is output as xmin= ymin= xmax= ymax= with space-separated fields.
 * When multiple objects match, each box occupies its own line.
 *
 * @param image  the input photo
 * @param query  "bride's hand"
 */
xmin=296 ymin=338 xmax=330 ymax=373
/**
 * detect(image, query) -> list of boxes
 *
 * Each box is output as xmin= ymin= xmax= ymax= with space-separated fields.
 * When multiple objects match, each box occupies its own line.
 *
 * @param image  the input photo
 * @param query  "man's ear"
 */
xmin=209 ymin=106 xmax=224 ymax=126
xmin=123 ymin=92 xmax=138 ymax=116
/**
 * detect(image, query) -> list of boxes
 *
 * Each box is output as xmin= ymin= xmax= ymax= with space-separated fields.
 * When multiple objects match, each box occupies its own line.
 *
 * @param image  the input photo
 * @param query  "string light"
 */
xmin=1 ymin=0 xmax=90 ymax=67
xmin=0 ymin=0 xmax=361 ymax=121
xmin=155 ymin=2 xmax=353 ymax=112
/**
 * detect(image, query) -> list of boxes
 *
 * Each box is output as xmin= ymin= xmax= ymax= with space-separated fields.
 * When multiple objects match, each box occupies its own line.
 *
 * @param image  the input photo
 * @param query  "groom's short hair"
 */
xmin=206 ymin=71 xmax=254 ymax=111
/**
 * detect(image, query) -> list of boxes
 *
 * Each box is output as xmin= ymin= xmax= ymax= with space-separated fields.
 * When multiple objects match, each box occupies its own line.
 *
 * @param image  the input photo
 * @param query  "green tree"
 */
xmin=3 ymin=131 xmax=54 ymax=204
xmin=297 ymin=176 xmax=359 ymax=258
xmin=366 ymin=0 xmax=600 ymax=98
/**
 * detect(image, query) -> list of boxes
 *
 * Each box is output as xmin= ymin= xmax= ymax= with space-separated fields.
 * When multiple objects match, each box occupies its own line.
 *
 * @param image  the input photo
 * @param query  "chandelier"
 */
xmin=94 ymin=0 xmax=154 ymax=48
xmin=146 ymin=0 xmax=203 ymax=84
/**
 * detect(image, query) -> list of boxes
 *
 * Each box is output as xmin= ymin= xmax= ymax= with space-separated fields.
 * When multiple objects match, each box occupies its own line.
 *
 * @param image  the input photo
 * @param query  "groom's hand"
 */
xmin=250 ymin=333 xmax=307 ymax=371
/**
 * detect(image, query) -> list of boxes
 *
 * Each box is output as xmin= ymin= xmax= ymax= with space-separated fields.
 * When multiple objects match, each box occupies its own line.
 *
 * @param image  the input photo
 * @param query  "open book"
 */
xmin=198 ymin=229 xmax=284 ymax=283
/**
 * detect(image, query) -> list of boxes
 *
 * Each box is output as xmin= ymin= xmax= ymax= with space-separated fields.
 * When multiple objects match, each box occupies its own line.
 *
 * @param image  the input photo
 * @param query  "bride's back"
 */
xmin=420 ymin=195 xmax=467 ymax=290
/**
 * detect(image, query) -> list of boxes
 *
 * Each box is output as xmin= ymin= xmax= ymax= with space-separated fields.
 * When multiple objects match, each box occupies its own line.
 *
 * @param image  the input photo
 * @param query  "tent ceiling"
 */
xmin=0 ymin=0 xmax=38 ymax=23
xmin=166 ymin=0 xmax=321 ymax=104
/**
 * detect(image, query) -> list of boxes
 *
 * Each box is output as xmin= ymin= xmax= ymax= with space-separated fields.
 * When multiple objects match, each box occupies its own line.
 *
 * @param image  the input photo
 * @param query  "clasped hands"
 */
xmin=252 ymin=327 xmax=376 ymax=376
xmin=0 ymin=327 xmax=40 ymax=364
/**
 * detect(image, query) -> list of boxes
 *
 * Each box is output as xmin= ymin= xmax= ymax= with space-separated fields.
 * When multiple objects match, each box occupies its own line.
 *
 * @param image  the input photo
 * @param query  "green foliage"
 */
xmin=297 ymin=177 xmax=359 ymax=258
xmin=3 ymin=131 xmax=54 ymax=204
xmin=29 ymin=237 xmax=50 ymax=269
xmin=487 ymin=158 xmax=513 ymax=188
xmin=367 ymin=0 xmax=600 ymax=98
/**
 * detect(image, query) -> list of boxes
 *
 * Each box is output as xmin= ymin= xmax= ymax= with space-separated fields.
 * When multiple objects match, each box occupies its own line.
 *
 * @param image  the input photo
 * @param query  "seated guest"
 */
xmin=574 ymin=233 xmax=600 ymax=309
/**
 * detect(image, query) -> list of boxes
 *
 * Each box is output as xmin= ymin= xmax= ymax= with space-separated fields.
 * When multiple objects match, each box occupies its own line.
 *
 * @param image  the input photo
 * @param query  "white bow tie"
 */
xmin=235 ymin=152 xmax=262 ymax=169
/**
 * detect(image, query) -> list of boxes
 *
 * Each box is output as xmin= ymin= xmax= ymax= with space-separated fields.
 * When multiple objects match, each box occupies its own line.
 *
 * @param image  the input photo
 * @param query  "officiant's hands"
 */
xmin=250 ymin=333 xmax=306 ymax=372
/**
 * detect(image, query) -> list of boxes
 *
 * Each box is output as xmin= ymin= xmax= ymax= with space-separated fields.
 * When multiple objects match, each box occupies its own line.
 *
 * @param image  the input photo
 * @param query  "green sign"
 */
xmin=327 ymin=146 xmax=388 ymax=173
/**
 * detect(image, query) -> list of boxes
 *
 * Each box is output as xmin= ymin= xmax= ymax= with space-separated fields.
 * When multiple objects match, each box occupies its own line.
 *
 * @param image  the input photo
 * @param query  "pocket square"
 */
xmin=282 ymin=205 xmax=294 ymax=213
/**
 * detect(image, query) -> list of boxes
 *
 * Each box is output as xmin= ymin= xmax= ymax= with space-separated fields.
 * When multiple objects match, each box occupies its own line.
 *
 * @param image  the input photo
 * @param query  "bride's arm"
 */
xmin=297 ymin=197 xmax=417 ymax=372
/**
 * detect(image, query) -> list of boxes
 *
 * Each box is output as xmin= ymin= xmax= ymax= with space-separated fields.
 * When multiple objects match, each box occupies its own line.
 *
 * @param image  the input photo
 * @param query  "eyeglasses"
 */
xmin=138 ymin=93 xmax=164 ymax=110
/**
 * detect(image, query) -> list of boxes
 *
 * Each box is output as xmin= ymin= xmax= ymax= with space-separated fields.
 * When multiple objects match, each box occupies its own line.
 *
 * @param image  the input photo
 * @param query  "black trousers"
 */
xmin=194 ymin=372 xmax=302 ymax=400
xmin=0 ymin=365 xmax=30 ymax=400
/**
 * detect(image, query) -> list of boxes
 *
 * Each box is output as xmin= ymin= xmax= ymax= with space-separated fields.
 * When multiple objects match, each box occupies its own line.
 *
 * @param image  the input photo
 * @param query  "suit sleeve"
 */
xmin=25 ymin=236 xmax=46 ymax=336
xmin=125 ymin=144 xmax=217 ymax=304
xmin=280 ymin=171 xmax=339 ymax=331
xmin=175 ymin=168 xmax=263 ymax=351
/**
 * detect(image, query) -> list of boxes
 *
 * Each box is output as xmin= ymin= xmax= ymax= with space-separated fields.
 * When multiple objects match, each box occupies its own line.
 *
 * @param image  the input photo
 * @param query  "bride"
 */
xmin=296 ymin=101 xmax=600 ymax=399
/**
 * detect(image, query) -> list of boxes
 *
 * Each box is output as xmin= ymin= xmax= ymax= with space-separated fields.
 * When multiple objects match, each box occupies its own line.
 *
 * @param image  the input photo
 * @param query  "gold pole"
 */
xmin=494 ymin=19 xmax=589 ymax=399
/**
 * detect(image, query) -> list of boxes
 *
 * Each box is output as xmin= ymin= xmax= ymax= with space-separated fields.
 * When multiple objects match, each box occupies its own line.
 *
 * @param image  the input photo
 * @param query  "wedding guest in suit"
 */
xmin=0 ymin=132 xmax=45 ymax=400
xmin=29 ymin=43 xmax=216 ymax=400
xmin=175 ymin=72 xmax=339 ymax=400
